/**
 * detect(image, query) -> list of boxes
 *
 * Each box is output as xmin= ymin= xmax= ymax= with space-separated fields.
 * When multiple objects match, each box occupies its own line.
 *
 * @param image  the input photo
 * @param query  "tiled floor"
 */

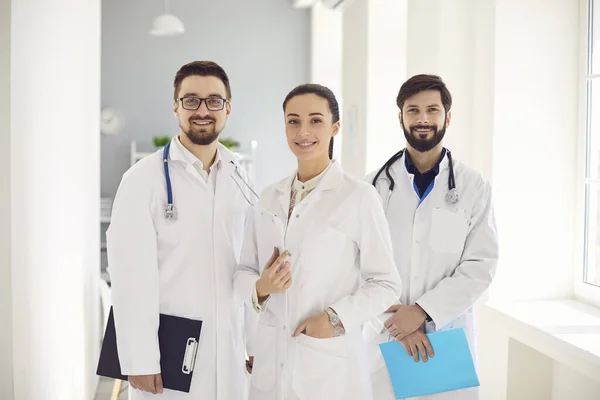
xmin=95 ymin=377 xmax=128 ymax=400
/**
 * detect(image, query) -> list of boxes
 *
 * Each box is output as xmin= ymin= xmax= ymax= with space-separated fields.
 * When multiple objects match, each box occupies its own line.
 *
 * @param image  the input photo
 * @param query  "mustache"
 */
xmin=189 ymin=116 xmax=215 ymax=122
xmin=411 ymin=125 xmax=437 ymax=131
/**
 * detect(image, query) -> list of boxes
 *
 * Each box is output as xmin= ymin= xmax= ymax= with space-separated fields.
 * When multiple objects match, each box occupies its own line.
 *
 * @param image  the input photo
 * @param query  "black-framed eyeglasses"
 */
xmin=178 ymin=97 xmax=228 ymax=111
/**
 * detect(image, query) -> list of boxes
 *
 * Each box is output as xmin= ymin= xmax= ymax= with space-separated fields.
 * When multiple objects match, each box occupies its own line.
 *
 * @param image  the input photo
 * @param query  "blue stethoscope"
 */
xmin=162 ymin=140 xmax=259 ymax=220
xmin=371 ymin=148 xmax=459 ymax=205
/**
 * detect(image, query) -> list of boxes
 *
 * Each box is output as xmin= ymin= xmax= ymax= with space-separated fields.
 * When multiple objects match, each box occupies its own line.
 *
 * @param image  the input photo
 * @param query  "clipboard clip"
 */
xmin=181 ymin=337 xmax=198 ymax=375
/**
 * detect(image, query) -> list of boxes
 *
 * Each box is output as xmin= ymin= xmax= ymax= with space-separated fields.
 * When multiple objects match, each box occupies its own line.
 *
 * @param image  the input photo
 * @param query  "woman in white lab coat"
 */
xmin=234 ymin=83 xmax=403 ymax=400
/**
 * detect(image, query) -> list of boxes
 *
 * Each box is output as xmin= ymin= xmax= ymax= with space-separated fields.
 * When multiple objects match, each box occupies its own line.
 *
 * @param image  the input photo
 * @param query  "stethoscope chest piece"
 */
xmin=165 ymin=203 xmax=178 ymax=220
xmin=445 ymin=187 xmax=459 ymax=204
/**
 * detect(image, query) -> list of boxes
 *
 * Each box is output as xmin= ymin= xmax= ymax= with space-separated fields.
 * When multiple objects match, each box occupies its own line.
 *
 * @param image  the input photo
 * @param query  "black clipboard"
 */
xmin=96 ymin=307 xmax=203 ymax=393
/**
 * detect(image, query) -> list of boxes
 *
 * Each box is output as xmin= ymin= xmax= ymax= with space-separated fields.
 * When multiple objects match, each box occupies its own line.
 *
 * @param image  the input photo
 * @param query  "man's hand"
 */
xmin=128 ymin=374 xmax=163 ymax=394
xmin=398 ymin=328 xmax=434 ymax=363
xmin=293 ymin=311 xmax=334 ymax=338
xmin=246 ymin=356 xmax=254 ymax=374
xmin=384 ymin=304 xmax=428 ymax=341
xmin=256 ymin=248 xmax=292 ymax=299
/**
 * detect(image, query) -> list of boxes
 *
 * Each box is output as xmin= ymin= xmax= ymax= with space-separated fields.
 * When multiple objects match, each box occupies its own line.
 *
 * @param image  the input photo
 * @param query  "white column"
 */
xmin=0 ymin=0 xmax=13 ymax=398
xmin=364 ymin=0 xmax=408 ymax=174
xmin=406 ymin=0 xmax=477 ymax=165
xmin=341 ymin=0 xmax=408 ymax=177
xmin=341 ymin=0 xmax=369 ymax=176
xmin=310 ymin=2 xmax=344 ymax=161
xmin=10 ymin=1 xmax=102 ymax=398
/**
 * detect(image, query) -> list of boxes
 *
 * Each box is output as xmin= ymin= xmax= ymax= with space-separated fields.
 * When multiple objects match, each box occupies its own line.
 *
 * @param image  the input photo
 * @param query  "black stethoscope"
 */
xmin=162 ymin=140 xmax=259 ymax=220
xmin=371 ymin=148 xmax=459 ymax=204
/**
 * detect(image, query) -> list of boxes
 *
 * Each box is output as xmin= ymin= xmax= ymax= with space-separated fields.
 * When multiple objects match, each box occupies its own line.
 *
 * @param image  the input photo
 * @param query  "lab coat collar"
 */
xmin=273 ymin=160 xmax=341 ymax=220
xmin=401 ymin=148 xmax=449 ymax=178
xmin=275 ymin=160 xmax=342 ymax=194
xmin=168 ymin=136 xmax=237 ymax=177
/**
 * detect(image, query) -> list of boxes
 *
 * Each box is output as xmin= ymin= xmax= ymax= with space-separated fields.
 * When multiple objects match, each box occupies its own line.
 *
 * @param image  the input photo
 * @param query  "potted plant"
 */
xmin=219 ymin=137 xmax=240 ymax=151
xmin=153 ymin=136 xmax=171 ymax=150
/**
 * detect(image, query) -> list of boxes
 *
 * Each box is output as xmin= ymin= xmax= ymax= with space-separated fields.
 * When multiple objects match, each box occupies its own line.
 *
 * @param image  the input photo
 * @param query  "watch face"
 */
xmin=327 ymin=309 xmax=340 ymax=325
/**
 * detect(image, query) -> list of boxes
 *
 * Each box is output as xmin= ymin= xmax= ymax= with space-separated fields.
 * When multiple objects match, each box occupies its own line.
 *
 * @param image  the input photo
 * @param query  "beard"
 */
xmin=180 ymin=115 xmax=224 ymax=145
xmin=402 ymin=116 xmax=446 ymax=153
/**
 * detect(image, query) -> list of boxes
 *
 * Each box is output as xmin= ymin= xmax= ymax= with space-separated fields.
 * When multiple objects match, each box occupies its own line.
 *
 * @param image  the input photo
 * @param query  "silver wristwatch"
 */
xmin=325 ymin=307 xmax=346 ymax=337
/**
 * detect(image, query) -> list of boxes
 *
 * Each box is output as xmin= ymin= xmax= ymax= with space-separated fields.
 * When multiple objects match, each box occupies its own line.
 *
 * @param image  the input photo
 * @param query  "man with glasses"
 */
xmin=107 ymin=61 xmax=257 ymax=399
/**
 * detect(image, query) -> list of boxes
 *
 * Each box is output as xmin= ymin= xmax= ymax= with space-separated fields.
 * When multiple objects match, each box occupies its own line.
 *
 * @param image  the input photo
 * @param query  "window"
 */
xmin=583 ymin=0 xmax=600 ymax=291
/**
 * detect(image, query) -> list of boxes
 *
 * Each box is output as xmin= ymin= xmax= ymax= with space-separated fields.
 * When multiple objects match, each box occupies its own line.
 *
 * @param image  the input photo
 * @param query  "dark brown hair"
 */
xmin=282 ymin=83 xmax=339 ymax=159
xmin=173 ymin=61 xmax=232 ymax=101
xmin=396 ymin=74 xmax=452 ymax=113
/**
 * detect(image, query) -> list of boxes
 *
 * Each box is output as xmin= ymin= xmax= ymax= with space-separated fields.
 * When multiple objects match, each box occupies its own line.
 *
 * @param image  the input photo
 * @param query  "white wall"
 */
xmin=101 ymin=0 xmax=309 ymax=194
xmin=552 ymin=361 xmax=600 ymax=399
xmin=470 ymin=0 xmax=496 ymax=181
xmin=0 ymin=0 xmax=13 ymax=398
xmin=477 ymin=0 xmax=581 ymax=397
xmin=505 ymin=338 xmax=600 ymax=399
xmin=335 ymin=0 xmax=585 ymax=398
xmin=490 ymin=0 xmax=578 ymax=302
xmin=10 ymin=0 xmax=101 ymax=398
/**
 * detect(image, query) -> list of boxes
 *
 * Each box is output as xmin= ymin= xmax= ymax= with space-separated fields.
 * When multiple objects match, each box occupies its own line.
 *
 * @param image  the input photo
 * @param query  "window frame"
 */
xmin=576 ymin=0 xmax=600 ymax=308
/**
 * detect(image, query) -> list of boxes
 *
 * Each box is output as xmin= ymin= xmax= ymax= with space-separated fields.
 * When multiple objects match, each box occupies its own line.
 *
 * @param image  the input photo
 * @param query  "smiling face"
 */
xmin=173 ymin=75 xmax=231 ymax=145
xmin=284 ymin=93 xmax=339 ymax=163
xmin=400 ymin=89 xmax=451 ymax=153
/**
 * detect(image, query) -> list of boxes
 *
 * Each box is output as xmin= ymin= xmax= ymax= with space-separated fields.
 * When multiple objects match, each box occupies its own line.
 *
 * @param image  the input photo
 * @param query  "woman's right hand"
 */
xmin=256 ymin=247 xmax=292 ymax=299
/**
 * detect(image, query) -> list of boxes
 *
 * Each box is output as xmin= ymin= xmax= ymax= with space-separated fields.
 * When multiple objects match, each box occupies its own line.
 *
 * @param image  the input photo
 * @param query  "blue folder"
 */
xmin=378 ymin=328 xmax=479 ymax=399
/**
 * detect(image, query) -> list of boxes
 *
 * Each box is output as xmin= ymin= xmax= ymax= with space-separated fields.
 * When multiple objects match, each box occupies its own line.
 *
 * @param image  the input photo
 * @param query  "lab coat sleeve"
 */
xmin=416 ymin=180 xmax=498 ymax=330
xmin=106 ymin=172 xmax=161 ymax=375
xmin=243 ymin=302 xmax=259 ymax=357
xmin=361 ymin=172 xmax=405 ymax=337
xmin=330 ymin=186 xmax=403 ymax=332
xmin=234 ymin=207 xmax=261 ymax=355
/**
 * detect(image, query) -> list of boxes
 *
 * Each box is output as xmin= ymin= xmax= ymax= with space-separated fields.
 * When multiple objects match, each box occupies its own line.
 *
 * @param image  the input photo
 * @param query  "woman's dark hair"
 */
xmin=282 ymin=83 xmax=339 ymax=159
xmin=396 ymin=74 xmax=452 ymax=113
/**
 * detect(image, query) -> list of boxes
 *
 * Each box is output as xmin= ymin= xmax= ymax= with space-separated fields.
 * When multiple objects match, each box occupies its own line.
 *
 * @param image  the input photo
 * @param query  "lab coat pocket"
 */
xmin=429 ymin=207 xmax=468 ymax=254
xmin=292 ymin=334 xmax=348 ymax=400
xmin=250 ymin=322 xmax=277 ymax=392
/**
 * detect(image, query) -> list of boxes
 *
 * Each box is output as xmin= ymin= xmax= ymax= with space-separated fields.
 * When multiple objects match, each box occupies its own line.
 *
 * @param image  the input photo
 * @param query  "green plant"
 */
xmin=153 ymin=136 xmax=171 ymax=148
xmin=219 ymin=137 xmax=240 ymax=150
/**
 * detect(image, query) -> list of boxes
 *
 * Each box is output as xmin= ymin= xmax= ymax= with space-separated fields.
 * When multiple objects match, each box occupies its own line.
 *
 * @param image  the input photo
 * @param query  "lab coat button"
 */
xmin=414 ymin=276 xmax=419 ymax=281
xmin=295 ymin=214 xmax=299 ymax=218
xmin=280 ymin=363 xmax=284 ymax=367
xmin=282 ymin=325 xmax=286 ymax=330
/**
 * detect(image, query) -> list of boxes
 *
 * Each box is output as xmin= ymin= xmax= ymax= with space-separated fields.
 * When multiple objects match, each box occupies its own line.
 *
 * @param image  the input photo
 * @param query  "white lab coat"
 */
xmin=233 ymin=161 xmax=403 ymax=400
xmin=365 ymin=152 xmax=498 ymax=400
xmin=107 ymin=139 xmax=255 ymax=400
